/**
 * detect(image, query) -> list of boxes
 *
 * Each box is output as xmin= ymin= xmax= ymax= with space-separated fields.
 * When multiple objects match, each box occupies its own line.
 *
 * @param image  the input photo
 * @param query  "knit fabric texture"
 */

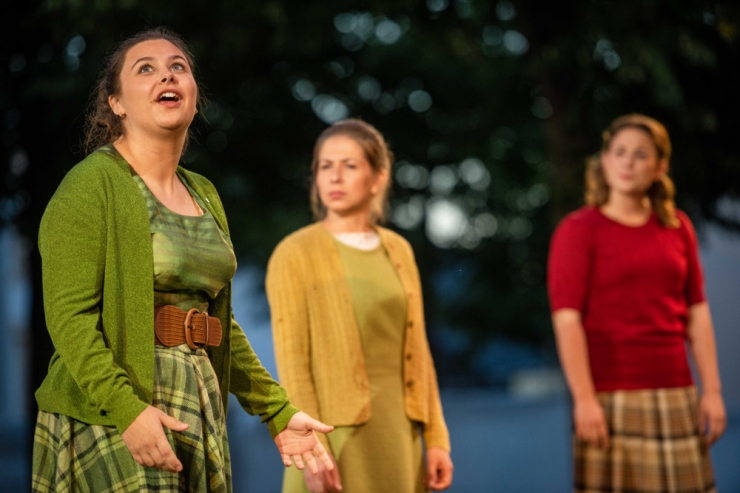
xmin=266 ymin=223 xmax=450 ymax=451
xmin=35 ymin=145 xmax=298 ymax=436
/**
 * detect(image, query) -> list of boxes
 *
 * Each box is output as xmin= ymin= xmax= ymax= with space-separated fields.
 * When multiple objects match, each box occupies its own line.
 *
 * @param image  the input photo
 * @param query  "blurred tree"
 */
xmin=1 ymin=0 xmax=739 ymax=396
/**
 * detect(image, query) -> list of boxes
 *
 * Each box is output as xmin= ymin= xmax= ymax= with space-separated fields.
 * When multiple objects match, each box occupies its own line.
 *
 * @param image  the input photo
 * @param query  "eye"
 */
xmin=172 ymin=62 xmax=185 ymax=71
xmin=138 ymin=64 xmax=153 ymax=73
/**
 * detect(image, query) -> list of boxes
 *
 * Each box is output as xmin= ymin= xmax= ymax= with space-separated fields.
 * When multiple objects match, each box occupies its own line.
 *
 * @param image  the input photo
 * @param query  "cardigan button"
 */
xmin=407 ymin=320 xmax=413 ymax=328
xmin=406 ymin=380 xmax=414 ymax=388
xmin=405 ymin=353 xmax=412 ymax=361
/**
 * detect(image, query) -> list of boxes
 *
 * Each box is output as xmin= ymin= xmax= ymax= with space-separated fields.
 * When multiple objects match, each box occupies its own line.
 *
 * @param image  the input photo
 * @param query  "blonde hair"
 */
xmin=310 ymin=119 xmax=394 ymax=224
xmin=585 ymin=114 xmax=679 ymax=228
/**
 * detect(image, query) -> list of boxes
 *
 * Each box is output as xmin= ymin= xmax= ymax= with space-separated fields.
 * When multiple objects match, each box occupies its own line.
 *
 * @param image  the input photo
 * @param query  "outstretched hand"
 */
xmin=274 ymin=411 xmax=334 ymax=475
xmin=304 ymin=452 xmax=342 ymax=493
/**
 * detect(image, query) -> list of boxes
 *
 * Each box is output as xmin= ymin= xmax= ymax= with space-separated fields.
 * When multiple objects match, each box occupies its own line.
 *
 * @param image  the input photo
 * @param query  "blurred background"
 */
xmin=2 ymin=0 xmax=740 ymax=491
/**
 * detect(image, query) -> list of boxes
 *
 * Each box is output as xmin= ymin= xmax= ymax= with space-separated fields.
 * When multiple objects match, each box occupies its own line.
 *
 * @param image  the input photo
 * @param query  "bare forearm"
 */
xmin=552 ymin=310 xmax=597 ymax=402
xmin=687 ymin=302 xmax=722 ymax=395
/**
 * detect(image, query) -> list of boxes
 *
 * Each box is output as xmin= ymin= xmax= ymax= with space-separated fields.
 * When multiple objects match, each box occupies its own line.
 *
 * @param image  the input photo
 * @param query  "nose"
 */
xmin=330 ymin=167 xmax=342 ymax=183
xmin=160 ymin=71 xmax=175 ymax=83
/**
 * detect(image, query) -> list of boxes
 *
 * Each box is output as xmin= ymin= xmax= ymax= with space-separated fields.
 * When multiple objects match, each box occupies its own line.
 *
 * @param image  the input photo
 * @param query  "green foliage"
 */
xmin=2 ymin=0 xmax=739 ymax=385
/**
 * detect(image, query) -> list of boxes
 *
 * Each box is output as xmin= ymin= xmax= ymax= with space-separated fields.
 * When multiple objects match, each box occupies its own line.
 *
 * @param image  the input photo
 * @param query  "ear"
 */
xmin=370 ymin=169 xmax=389 ymax=196
xmin=108 ymin=95 xmax=125 ymax=118
xmin=656 ymin=158 xmax=668 ymax=179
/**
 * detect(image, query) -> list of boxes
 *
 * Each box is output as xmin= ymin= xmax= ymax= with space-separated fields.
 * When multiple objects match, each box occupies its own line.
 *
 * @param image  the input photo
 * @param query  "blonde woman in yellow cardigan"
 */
xmin=267 ymin=119 xmax=453 ymax=493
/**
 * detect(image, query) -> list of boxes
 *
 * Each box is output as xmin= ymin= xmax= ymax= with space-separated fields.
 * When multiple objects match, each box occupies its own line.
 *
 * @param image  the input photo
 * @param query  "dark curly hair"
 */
xmin=83 ymin=27 xmax=205 ymax=155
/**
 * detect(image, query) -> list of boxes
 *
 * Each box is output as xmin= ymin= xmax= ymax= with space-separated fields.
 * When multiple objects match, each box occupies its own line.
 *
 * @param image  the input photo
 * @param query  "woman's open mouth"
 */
xmin=157 ymin=90 xmax=182 ymax=106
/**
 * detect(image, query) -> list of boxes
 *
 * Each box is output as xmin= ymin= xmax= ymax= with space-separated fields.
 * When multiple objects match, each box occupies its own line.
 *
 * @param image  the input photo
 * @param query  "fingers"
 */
xmin=158 ymin=409 xmax=189 ymax=432
xmin=305 ymin=416 xmax=334 ymax=434
xmin=596 ymin=420 xmax=610 ymax=450
xmin=281 ymin=453 xmax=292 ymax=468
xmin=432 ymin=462 xmax=453 ymax=490
xmin=576 ymin=422 xmax=610 ymax=450
xmin=697 ymin=408 xmax=707 ymax=435
xmin=293 ymin=452 xmax=306 ymax=470
xmin=156 ymin=435 xmax=183 ymax=473
xmin=426 ymin=457 xmax=440 ymax=488
xmin=304 ymin=452 xmax=319 ymax=475
xmin=327 ymin=465 xmax=343 ymax=492
xmin=707 ymin=414 xmax=727 ymax=445
xmin=313 ymin=441 xmax=334 ymax=471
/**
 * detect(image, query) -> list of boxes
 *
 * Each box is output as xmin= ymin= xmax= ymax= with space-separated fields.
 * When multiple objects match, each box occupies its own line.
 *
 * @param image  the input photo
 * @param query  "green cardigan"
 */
xmin=35 ymin=145 xmax=299 ymax=436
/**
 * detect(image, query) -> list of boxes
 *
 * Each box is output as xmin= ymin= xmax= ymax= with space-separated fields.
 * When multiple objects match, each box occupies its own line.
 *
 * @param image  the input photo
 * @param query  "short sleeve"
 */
xmin=677 ymin=211 xmax=706 ymax=306
xmin=547 ymin=213 xmax=594 ymax=313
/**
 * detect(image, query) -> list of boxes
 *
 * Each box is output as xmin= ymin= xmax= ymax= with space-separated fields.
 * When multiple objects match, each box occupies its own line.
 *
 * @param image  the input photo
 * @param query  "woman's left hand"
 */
xmin=426 ymin=447 xmax=453 ymax=491
xmin=274 ymin=411 xmax=335 ymax=474
xmin=699 ymin=391 xmax=727 ymax=446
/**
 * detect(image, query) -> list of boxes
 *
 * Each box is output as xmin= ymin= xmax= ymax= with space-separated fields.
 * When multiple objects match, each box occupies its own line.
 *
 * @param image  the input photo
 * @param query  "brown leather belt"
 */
xmin=154 ymin=305 xmax=222 ymax=350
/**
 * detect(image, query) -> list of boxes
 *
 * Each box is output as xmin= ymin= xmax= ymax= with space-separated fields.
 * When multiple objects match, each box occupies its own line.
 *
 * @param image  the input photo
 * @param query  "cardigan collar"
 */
xmin=94 ymin=144 xmax=228 ymax=234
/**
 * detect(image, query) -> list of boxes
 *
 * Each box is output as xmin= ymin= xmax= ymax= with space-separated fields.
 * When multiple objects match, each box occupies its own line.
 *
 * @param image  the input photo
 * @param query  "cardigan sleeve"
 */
xmin=227 ymin=315 xmax=300 ymax=438
xmin=407 ymin=244 xmax=451 ymax=452
xmin=266 ymin=240 xmax=330 ymax=450
xmin=38 ymin=165 xmax=148 ymax=434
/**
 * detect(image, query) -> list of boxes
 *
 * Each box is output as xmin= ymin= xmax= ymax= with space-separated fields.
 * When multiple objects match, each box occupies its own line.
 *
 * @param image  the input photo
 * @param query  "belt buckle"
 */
xmin=184 ymin=308 xmax=204 ymax=350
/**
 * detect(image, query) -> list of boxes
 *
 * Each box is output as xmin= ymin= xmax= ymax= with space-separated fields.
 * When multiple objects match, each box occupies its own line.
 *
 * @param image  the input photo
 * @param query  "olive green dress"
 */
xmin=282 ymin=238 xmax=425 ymax=493
xmin=32 ymin=172 xmax=237 ymax=492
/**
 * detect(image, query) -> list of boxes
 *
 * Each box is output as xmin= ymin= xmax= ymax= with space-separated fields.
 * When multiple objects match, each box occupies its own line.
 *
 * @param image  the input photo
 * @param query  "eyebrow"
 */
xmin=130 ymin=54 xmax=188 ymax=70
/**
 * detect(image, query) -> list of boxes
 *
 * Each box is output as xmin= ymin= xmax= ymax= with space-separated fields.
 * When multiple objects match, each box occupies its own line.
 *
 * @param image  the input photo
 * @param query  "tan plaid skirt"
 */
xmin=32 ymin=344 xmax=231 ymax=493
xmin=575 ymin=386 xmax=715 ymax=493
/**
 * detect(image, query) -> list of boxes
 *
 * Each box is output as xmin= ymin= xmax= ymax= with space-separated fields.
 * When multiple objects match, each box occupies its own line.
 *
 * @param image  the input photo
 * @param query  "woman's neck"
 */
xmin=322 ymin=210 xmax=373 ymax=234
xmin=600 ymin=191 xmax=652 ymax=225
xmin=113 ymin=131 xmax=185 ymax=188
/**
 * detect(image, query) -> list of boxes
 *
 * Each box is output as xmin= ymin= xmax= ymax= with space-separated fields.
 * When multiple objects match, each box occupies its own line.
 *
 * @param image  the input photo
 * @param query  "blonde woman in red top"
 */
xmin=548 ymin=114 xmax=726 ymax=492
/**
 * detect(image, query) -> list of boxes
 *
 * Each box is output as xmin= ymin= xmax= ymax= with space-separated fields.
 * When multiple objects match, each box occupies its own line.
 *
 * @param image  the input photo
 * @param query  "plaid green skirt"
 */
xmin=575 ymin=386 xmax=715 ymax=493
xmin=32 ymin=345 xmax=231 ymax=493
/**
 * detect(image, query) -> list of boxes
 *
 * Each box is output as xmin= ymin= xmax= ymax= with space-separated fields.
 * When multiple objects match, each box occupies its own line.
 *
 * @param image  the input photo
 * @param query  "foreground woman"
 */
xmin=548 ymin=114 xmax=725 ymax=492
xmin=267 ymin=119 xmax=453 ymax=493
xmin=32 ymin=28 xmax=332 ymax=492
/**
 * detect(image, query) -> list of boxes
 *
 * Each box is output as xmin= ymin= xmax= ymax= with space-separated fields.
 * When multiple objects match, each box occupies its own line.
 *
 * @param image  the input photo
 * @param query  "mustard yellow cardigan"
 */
xmin=266 ymin=223 xmax=450 ymax=451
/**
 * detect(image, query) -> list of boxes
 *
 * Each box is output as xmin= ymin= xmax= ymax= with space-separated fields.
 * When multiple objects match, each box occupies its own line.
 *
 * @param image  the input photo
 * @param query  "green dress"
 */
xmin=282 ymin=239 xmax=425 ymax=493
xmin=32 ymin=172 xmax=237 ymax=493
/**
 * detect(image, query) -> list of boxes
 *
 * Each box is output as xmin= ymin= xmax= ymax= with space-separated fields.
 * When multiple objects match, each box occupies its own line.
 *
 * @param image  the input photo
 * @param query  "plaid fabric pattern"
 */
xmin=32 ymin=345 xmax=231 ymax=492
xmin=575 ymin=386 xmax=715 ymax=493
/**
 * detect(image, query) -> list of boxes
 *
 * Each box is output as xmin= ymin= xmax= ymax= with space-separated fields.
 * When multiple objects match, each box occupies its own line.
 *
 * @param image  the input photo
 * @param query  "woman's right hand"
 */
xmin=120 ymin=405 xmax=189 ymax=473
xmin=574 ymin=396 xmax=610 ymax=450
xmin=304 ymin=453 xmax=342 ymax=493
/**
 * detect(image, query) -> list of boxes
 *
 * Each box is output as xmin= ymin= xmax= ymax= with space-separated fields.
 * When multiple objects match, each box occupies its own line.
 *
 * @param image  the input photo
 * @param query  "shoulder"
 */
xmin=674 ymin=208 xmax=699 ymax=242
xmin=377 ymin=226 xmax=413 ymax=255
xmin=675 ymin=209 xmax=695 ymax=229
xmin=559 ymin=206 xmax=600 ymax=227
xmin=44 ymin=148 xmax=131 ymax=215
xmin=56 ymin=148 xmax=128 ymax=192
xmin=553 ymin=206 xmax=599 ymax=237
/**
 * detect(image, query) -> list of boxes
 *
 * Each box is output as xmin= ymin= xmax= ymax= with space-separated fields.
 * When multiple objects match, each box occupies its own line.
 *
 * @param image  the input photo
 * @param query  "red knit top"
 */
xmin=547 ymin=206 xmax=705 ymax=391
